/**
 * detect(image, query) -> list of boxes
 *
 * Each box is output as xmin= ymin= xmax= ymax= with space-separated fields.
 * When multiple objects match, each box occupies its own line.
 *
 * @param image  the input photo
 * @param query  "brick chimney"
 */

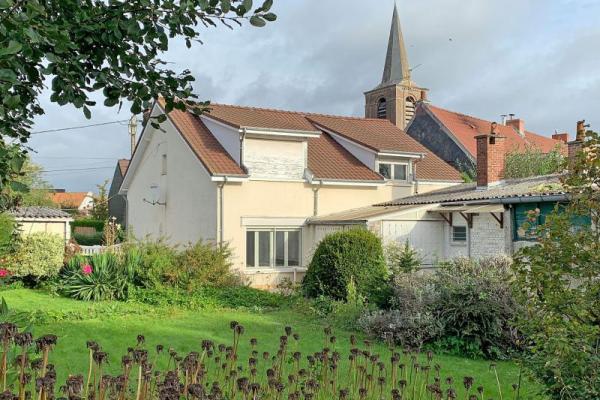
xmin=506 ymin=117 xmax=525 ymax=137
xmin=552 ymin=132 xmax=569 ymax=144
xmin=567 ymin=120 xmax=588 ymax=165
xmin=475 ymin=122 xmax=506 ymax=188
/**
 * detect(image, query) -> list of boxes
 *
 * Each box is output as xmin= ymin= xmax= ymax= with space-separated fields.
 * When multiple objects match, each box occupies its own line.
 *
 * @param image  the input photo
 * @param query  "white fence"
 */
xmin=79 ymin=244 xmax=122 ymax=255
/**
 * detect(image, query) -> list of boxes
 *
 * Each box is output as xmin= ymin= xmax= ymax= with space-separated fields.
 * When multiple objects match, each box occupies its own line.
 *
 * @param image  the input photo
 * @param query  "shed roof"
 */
xmin=10 ymin=207 xmax=72 ymax=219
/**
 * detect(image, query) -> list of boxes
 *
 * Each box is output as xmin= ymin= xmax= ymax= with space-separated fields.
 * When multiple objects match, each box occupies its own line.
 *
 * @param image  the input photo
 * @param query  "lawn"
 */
xmin=1 ymin=288 xmax=544 ymax=399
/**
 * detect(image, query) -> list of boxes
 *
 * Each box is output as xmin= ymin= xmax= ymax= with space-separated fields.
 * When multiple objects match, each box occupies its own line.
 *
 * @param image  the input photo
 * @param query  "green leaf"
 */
xmin=249 ymin=15 xmax=265 ymax=27
xmin=263 ymin=12 xmax=276 ymax=22
xmin=0 ymin=69 xmax=17 ymax=82
xmin=261 ymin=0 xmax=273 ymax=12
xmin=243 ymin=0 xmax=253 ymax=13
xmin=9 ymin=181 xmax=29 ymax=193
xmin=0 ymin=40 xmax=22 ymax=56
xmin=83 ymin=106 xmax=91 ymax=119
xmin=104 ymin=97 xmax=119 ymax=107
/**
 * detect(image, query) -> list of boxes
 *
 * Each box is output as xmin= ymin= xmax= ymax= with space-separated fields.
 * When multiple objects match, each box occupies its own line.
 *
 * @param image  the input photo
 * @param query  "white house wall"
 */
xmin=127 ymin=120 xmax=217 ymax=244
xmin=469 ymin=211 xmax=510 ymax=258
xmin=327 ymin=132 xmax=377 ymax=170
xmin=243 ymin=138 xmax=305 ymax=180
xmin=201 ymin=117 xmax=241 ymax=164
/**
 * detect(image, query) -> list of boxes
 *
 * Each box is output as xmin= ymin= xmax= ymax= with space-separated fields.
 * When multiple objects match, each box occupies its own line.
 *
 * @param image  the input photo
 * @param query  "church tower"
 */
xmin=364 ymin=4 xmax=428 ymax=130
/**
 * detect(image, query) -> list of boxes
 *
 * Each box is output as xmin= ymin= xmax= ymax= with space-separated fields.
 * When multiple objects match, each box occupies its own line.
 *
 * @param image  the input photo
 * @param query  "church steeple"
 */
xmin=381 ymin=3 xmax=411 ymax=86
xmin=364 ymin=3 xmax=428 ymax=130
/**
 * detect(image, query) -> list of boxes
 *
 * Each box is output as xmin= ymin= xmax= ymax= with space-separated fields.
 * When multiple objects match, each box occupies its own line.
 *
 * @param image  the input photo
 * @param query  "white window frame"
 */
xmin=377 ymin=161 xmax=410 ymax=181
xmin=246 ymin=227 xmax=302 ymax=268
xmin=451 ymin=225 xmax=468 ymax=245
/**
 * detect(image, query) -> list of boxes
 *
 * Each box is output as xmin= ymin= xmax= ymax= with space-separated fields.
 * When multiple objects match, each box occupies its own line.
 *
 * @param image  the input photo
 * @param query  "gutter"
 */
xmin=216 ymin=178 xmax=227 ymax=246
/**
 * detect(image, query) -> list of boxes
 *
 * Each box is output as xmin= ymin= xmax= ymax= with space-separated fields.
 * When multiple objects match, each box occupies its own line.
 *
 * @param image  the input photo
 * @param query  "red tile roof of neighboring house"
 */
xmin=51 ymin=192 xmax=89 ymax=208
xmin=161 ymin=102 xmax=247 ymax=177
xmin=118 ymin=159 xmax=129 ymax=176
xmin=425 ymin=104 xmax=565 ymax=157
xmin=159 ymin=99 xmax=462 ymax=182
xmin=308 ymin=133 xmax=384 ymax=181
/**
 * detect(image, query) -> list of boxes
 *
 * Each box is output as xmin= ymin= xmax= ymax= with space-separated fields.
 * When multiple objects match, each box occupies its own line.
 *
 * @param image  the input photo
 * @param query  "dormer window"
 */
xmin=378 ymin=162 xmax=408 ymax=181
xmin=377 ymin=98 xmax=387 ymax=119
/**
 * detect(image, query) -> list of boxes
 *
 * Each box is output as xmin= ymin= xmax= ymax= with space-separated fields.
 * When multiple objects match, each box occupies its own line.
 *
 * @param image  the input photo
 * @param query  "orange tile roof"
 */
xmin=51 ymin=192 xmax=89 ymax=208
xmin=161 ymin=102 xmax=247 ymax=177
xmin=160 ymin=99 xmax=462 ymax=182
xmin=118 ymin=159 xmax=129 ymax=176
xmin=308 ymin=133 xmax=384 ymax=181
xmin=425 ymin=104 xmax=565 ymax=157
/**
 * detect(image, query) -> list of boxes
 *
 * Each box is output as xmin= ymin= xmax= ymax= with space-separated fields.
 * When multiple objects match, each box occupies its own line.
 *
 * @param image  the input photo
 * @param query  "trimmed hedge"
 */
xmin=302 ymin=228 xmax=389 ymax=304
xmin=73 ymin=232 xmax=103 ymax=246
xmin=72 ymin=219 xmax=105 ymax=232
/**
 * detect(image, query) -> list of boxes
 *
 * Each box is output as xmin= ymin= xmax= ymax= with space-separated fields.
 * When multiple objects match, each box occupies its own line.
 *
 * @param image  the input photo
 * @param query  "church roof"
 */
xmin=422 ymin=103 xmax=565 ymax=158
xmin=379 ymin=3 xmax=412 ymax=88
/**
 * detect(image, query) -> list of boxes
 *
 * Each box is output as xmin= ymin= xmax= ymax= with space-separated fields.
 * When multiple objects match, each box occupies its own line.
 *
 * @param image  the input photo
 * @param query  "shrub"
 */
xmin=504 ymin=144 xmax=564 ymax=179
xmin=302 ymin=228 xmax=388 ymax=304
xmin=385 ymin=240 xmax=423 ymax=274
xmin=71 ymin=218 xmax=105 ymax=232
xmin=0 ymin=212 xmax=16 ymax=253
xmin=174 ymin=241 xmax=240 ymax=289
xmin=358 ymin=273 xmax=440 ymax=348
xmin=59 ymin=253 xmax=136 ymax=301
xmin=432 ymin=256 xmax=519 ymax=359
xmin=126 ymin=239 xmax=179 ymax=289
xmin=73 ymin=232 xmax=103 ymax=246
xmin=7 ymin=233 xmax=64 ymax=279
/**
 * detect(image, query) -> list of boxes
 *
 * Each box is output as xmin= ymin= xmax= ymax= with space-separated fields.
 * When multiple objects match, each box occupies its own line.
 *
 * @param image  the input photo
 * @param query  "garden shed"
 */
xmin=10 ymin=207 xmax=73 ymax=242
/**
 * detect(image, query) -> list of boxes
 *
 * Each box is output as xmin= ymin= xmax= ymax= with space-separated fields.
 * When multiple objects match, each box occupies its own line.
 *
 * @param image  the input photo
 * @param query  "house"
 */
xmin=406 ymin=103 xmax=567 ymax=171
xmin=308 ymin=126 xmax=585 ymax=267
xmin=51 ymin=191 xmax=94 ymax=214
xmin=108 ymin=159 xmax=129 ymax=226
xmin=120 ymin=86 xmax=463 ymax=288
xmin=363 ymin=6 xmax=565 ymax=172
xmin=10 ymin=207 xmax=73 ymax=242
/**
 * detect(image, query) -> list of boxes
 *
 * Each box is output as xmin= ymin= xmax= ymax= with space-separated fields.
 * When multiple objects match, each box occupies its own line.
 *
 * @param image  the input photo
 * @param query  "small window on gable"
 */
xmin=161 ymin=154 xmax=167 ymax=175
xmin=377 ymin=98 xmax=387 ymax=119
xmin=452 ymin=226 xmax=467 ymax=243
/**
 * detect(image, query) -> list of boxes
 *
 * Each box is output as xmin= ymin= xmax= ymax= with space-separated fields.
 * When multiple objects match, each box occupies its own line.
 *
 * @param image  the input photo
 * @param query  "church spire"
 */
xmin=381 ymin=3 xmax=411 ymax=86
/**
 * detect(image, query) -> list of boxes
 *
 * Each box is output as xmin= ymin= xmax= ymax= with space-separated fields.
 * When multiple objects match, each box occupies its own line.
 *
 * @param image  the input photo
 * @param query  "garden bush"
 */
xmin=302 ymin=228 xmax=388 ymax=304
xmin=71 ymin=218 xmax=105 ymax=232
xmin=174 ymin=241 xmax=240 ymax=289
xmin=358 ymin=273 xmax=440 ymax=348
xmin=0 ymin=212 xmax=15 ymax=253
xmin=73 ymin=232 xmax=104 ymax=246
xmin=6 ymin=232 xmax=64 ymax=279
xmin=385 ymin=240 xmax=423 ymax=274
xmin=358 ymin=256 xmax=519 ymax=359
xmin=432 ymin=256 xmax=519 ymax=359
xmin=58 ymin=253 xmax=136 ymax=301
xmin=126 ymin=239 xmax=179 ymax=288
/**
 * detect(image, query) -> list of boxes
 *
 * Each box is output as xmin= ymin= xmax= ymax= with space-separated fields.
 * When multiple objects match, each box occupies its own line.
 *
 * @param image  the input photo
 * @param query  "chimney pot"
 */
xmin=475 ymin=129 xmax=506 ymax=188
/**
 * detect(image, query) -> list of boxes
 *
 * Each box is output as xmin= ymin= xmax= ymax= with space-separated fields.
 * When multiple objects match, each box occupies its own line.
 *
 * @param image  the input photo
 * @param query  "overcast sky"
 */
xmin=29 ymin=0 xmax=600 ymax=192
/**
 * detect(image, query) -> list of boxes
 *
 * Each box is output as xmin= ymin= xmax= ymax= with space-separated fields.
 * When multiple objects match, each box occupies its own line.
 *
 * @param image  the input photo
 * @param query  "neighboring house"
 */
xmin=309 ymin=128 xmax=585 ymax=267
xmin=406 ymin=103 xmax=567 ymax=170
xmin=10 ymin=207 xmax=73 ymax=242
xmin=51 ymin=191 xmax=94 ymax=214
xmin=119 ymin=98 xmax=462 ymax=288
xmin=108 ymin=159 xmax=129 ymax=226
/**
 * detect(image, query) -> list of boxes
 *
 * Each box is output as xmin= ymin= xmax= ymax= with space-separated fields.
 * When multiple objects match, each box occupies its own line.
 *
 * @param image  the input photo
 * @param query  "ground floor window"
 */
xmin=246 ymin=228 xmax=301 ymax=267
xmin=451 ymin=225 xmax=467 ymax=243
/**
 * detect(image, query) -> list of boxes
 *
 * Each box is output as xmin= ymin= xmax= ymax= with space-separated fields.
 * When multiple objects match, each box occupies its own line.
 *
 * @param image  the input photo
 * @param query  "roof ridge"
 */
xmin=208 ymin=102 xmax=382 ymax=122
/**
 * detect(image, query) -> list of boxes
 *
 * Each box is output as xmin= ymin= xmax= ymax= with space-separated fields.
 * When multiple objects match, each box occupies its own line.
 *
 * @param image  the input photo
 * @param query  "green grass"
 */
xmin=0 ymin=288 xmax=544 ymax=399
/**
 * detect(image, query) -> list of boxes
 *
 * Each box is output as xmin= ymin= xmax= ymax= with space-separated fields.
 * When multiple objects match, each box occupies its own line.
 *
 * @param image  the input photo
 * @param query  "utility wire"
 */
xmin=31 ymin=119 xmax=132 ymax=135
xmin=41 ymin=166 xmax=114 ymax=173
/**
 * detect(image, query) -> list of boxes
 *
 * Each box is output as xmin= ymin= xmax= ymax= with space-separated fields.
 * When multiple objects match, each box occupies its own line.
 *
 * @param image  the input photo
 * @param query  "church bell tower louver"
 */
xmin=364 ymin=3 xmax=428 ymax=130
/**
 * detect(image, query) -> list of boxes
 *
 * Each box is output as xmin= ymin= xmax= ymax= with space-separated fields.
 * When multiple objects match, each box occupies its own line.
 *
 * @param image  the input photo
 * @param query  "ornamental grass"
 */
xmin=0 ymin=321 xmax=520 ymax=400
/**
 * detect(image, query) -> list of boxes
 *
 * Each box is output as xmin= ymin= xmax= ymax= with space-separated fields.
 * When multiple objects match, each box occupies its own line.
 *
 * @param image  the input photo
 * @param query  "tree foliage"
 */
xmin=504 ymin=145 xmax=564 ymax=179
xmin=91 ymin=180 xmax=109 ymax=220
xmin=0 ymin=0 xmax=276 ymax=199
xmin=513 ymin=130 xmax=600 ymax=399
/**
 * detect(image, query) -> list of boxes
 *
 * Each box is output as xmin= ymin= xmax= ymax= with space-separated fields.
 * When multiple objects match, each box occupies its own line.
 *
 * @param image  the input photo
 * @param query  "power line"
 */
xmin=34 ymin=156 xmax=121 ymax=160
xmin=31 ymin=119 xmax=132 ymax=135
xmin=41 ymin=166 xmax=114 ymax=173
